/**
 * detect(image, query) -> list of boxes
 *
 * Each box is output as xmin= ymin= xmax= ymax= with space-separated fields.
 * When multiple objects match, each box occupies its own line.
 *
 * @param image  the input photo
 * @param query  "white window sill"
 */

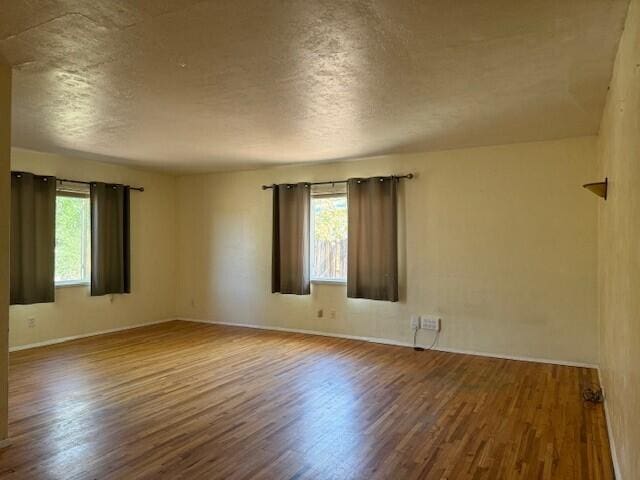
xmin=311 ymin=279 xmax=347 ymax=286
xmin=55 ymin=281 xmax=90 ymax=289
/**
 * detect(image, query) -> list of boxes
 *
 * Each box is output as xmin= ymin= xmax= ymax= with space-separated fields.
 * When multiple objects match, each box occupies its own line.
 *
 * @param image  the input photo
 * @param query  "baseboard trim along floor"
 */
xmin=8 ymin=319 xmax=176 ymax=352
xmin=598 ymin=368 xmax=622 ymax=480
xmin=10 ymin=317 xmax=599 ymax=370
xmin=178 ymin=317 xmax=598 ymax=369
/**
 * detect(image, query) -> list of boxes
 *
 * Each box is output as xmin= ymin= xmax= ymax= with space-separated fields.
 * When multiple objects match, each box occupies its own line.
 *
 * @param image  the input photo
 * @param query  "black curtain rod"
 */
xmin=57 ymin=178 xmax=145 ymax=192
xmin=11 ymin=171 xmax=144 ymax=192
xmin=261 ymin=173 xmax=414 ymax=190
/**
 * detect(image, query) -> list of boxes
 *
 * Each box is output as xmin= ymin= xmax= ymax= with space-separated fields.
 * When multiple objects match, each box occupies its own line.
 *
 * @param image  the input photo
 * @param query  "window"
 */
xmin=310 ymin=194 xmax=348 ymax=283
xmin=55 ymin=192 xmax=91 ymax=286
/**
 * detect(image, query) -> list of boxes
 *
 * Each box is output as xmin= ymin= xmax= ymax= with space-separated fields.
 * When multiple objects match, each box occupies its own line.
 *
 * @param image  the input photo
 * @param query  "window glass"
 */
xmin=55 ymin=194 xmax=91 ymax=285
xmin=310 ymin=195 xmax=348 ymax=282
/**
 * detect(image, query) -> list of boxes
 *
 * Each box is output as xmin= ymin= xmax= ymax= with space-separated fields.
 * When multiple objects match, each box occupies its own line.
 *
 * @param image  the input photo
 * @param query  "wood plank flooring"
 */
xmin=1 ymin=321 xmax=613 ymax=479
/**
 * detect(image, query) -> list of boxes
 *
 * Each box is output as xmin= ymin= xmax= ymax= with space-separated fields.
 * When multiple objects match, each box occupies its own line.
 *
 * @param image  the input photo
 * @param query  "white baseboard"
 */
xmin=9 ymin=319 xmax=176 ymax=352
xmin=0 ymin=438 xmax=11 ymax=450
xmin=177 ymin=318 xmax=598 ymax=369
xmin=10 ymin=315 xmax=600 ymax=370
xmin=598 ymin=368 xmax=622 ymax=479
xmin=430 ymin=345 xmax=597 ymax=369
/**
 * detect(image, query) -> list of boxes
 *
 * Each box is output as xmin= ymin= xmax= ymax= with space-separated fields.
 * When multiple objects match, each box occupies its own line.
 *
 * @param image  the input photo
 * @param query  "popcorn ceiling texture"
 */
xmin=0 ymin=0 xmax=630 ymax=172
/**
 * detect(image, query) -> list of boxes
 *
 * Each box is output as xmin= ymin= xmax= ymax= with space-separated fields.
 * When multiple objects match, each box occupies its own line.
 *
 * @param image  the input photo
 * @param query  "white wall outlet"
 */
xmin=420 ymin=315 xmax=441 ymax=331
xmin=27 ymin=317 xmax=36 ymax=328
xmin=410 ymin=315 xmax=420 ymax=329
xmin=329 ymin=309 xmax=336 ymax=320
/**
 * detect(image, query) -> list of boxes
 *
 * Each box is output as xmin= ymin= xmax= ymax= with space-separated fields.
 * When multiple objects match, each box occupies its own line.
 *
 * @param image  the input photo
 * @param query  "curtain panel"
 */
xmin=347 ymin=177 xmax=399 ymax=302
xmin=90 ymin=182 xmax=131 ymax=296
xmin=271 ymin=183 xmax=311 ymax=295
xmin=10 ymin=172 xmax=56 ymax=305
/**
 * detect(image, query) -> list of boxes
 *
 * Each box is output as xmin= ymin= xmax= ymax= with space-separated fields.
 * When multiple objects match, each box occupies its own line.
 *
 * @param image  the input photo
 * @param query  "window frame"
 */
xmin=54 ymin=190 xmax=91 ymax=289
xmin=309 ymin=192 xmax=348 ymax=285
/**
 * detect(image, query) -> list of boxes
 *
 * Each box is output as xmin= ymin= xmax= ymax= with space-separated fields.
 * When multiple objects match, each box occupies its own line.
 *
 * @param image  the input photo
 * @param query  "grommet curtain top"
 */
xmin=261 ymin=173 xmax=413 ymax=190
xmin=11 ymin=171 xmax=145 ymax=192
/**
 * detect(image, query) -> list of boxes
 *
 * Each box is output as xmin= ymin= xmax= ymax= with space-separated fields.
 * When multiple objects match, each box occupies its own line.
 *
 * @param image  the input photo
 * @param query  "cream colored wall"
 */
xmin=597 ymin=0 xmax=640 ymax=478
xmin=0 ymin=61 xmax=11 ymax=442
xmin=176 ymin=137 xmax=599 ymax=365
xmin=9 ymin=149 xmax=177 ymax=349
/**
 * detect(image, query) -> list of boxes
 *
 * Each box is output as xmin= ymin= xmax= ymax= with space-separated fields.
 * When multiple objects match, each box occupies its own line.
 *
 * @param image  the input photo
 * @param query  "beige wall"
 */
xmin=176 ymin=137 xmax=599 ymax=365
xmin=9 ymin=149 xmax=177 ymax=349
xmin=0 ymin=61 xmax=11 ymax=442
xmin=597 ymin=0 xmax=640 ymax=478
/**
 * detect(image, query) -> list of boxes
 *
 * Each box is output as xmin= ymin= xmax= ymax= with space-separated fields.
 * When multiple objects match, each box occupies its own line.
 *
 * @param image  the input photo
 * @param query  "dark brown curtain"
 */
xmin=10 ymin=172 xmax=56 ymax=305
xmin=347 ymin=177 xmax=398 ymax=302
xmin=90 ymin=182 xmax=131 ymax=296
xmin=272 ymin=183 xmax=310 ymax=295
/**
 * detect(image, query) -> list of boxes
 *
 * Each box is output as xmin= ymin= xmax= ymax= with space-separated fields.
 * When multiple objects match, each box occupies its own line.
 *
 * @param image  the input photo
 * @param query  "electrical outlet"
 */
xmin=317 ymin=309 xmax=324 ymax=319
xmin=410 ymin=315 xmax=420 ymax=329
xmin=329 ymin=309 xmax=336 ymax=320
xmin=28 ymin=317 xmax=36 ymax=328
xmin=420 ymin=315 xmax=441 ymax=331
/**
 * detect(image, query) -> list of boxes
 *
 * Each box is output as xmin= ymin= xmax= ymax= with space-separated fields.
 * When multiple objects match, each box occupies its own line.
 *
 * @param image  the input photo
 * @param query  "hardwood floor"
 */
xmin=1 ymin=321 xmax=612 ymax=479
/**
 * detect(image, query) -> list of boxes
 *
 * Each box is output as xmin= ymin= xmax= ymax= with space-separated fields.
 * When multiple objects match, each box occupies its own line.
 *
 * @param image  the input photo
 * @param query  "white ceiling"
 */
xmin=0 ymin=0 xmax=630 ymax=173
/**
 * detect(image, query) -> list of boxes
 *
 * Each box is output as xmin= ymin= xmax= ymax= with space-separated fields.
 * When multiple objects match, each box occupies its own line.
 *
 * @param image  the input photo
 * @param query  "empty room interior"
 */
xmin=0 ymin=1 xmax=639 ymax=479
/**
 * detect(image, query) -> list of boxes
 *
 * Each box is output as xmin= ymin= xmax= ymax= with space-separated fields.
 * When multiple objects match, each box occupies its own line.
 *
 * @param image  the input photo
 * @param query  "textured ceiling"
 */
xmin=0 ymin=0 xmax=630 ymax=172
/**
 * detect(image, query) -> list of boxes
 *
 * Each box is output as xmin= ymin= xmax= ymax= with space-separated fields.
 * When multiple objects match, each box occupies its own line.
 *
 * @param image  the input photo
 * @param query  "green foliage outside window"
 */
xmin=313 ymin=197 xmax=348 ymax=242
xmin=55 ymin=195 xmax=90 ymax=283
